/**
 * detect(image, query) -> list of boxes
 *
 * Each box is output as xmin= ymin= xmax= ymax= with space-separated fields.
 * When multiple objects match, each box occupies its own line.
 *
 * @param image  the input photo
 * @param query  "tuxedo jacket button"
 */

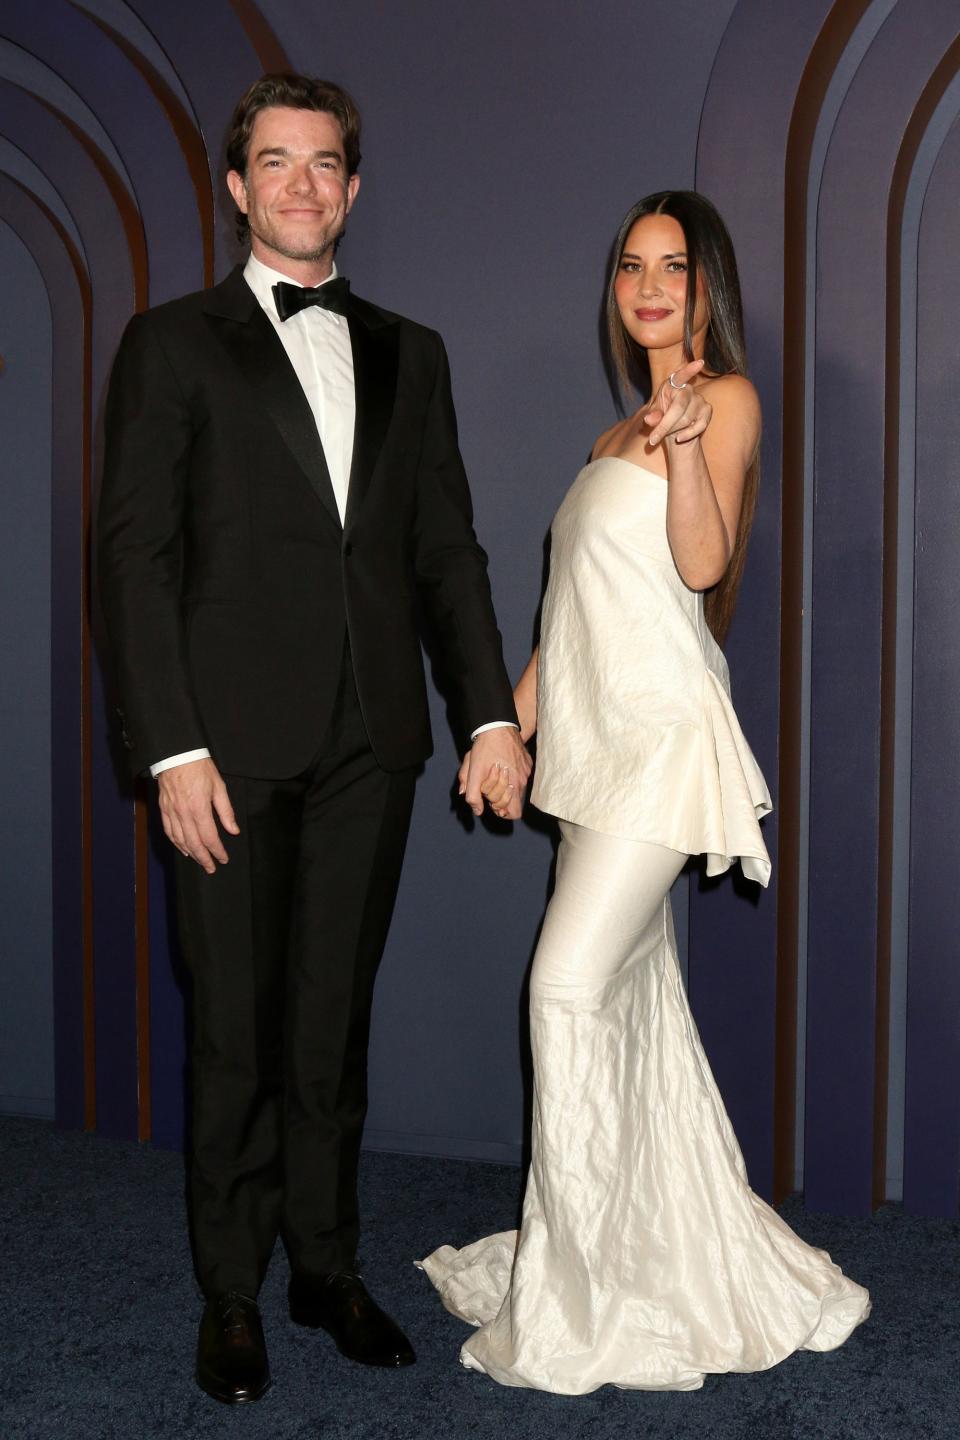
xmin=344 ymin=542 xmax=353 ymax=557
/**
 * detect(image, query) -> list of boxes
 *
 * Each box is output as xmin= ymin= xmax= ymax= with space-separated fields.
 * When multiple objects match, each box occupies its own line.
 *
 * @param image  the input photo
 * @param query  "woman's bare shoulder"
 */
xmin=591 ymin=413 xmax=633 ymax=460
xmin=700 ymin=372 xmax=760 ymax=418
xmin=700 ymin=373 xmax=761 ymax=453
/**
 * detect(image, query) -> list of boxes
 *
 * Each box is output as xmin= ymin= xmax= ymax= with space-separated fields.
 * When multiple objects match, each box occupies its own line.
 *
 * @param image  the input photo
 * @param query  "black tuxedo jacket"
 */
xmin=99 ymin=266 xmax=516 ymax=778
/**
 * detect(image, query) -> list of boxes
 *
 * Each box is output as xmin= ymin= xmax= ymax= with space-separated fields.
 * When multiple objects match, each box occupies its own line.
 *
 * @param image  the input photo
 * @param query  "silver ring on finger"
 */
xmin=668 ymin=371 xmax=688 ymax=390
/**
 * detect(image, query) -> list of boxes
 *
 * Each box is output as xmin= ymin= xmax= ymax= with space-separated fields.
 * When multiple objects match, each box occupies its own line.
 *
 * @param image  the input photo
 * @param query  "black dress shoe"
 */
xmin=289 ymin=1272 xmax=416 ymax=1367
xmin=196 ymin=1291 xmax=272 ymax=1404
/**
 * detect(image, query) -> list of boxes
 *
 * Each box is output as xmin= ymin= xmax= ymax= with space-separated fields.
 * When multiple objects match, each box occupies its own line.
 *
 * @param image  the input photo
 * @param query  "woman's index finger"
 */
xmin=674 ymin=357 xmax=706 ymax=386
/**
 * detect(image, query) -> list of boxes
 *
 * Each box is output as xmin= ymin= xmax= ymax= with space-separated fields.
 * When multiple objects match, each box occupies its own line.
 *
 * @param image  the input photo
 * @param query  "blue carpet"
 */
xmin=1 ymin=1116 xmax=956 ymax=1438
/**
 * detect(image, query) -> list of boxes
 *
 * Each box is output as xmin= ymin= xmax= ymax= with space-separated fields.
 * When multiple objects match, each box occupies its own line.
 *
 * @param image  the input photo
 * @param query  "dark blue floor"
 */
xmin=2 ymin=1116 xmax=957 ymax=1439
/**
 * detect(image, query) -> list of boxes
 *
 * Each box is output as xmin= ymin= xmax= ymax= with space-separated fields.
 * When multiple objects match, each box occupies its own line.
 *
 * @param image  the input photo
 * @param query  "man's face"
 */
xmin=227 ymin=106 xmax=360 ymax=269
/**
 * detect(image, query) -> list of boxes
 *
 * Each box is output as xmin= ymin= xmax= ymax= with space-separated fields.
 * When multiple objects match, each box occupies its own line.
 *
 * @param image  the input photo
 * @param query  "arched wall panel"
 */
xmin=905 ymin=110 xmax=960 ymax=1216
xmin=0 ymin=136 xmax=84 ymax=249
xmin=0 ymin=38 xmax=135 ymax=198
xmin=780 ymin=0 xmax=887 ymax=1200
xmin=0 ymin=176 xmax=88 ymax=1129
xmin=0 ymin=3 xmax=203 ymax=298
xmin=0 ymin=216 xmax=54 ymax=1120
xmin=0 ymin=76 xmax=149 ymax=1137
xmin=0 ymin=0 xmax=209 ymax=1144
xmin=0 ymin=0 xmax=297 ymax=1153
xmin=806 ymin=0 xmax=960 ymax=1214
xmin=882 ymin=49 xmax=960 ymax=1211
xmin=126 ymin=0 xmax=289 ymax=278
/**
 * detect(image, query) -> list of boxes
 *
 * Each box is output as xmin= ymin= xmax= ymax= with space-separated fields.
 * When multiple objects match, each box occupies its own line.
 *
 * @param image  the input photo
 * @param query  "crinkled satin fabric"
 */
xmin=531 ymin=456 xmax=772 ymax=884
xmin=419 ymin=826 xmax=870 ymax=1393
xmin=418 ymin=460 xmax=869 ymax=1390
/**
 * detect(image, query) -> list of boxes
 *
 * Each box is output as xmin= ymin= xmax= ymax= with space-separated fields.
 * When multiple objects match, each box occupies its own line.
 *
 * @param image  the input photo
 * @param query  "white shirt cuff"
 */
xmin=470 ymin=721 xmax=519 ymax=740
xmin=150 ymin=748 xmax=211 ymax=777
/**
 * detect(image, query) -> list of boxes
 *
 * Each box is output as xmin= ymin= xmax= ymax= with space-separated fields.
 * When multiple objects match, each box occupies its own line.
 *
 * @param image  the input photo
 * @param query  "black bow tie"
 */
xmin=272 ymin=276 xmax=351 ymax=322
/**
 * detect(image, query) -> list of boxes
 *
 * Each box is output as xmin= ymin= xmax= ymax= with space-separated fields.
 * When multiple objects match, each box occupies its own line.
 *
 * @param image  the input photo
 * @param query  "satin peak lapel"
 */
xmin=345 ymin=304 xmax=399 ymax=530
xmin=204 ymin=275 xmax=341 ymax=530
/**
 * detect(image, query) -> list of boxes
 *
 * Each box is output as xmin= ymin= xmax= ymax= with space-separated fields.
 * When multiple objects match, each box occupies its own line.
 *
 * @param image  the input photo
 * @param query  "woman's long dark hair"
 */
xmin=604 ymin=191 xmax=758 ymax=645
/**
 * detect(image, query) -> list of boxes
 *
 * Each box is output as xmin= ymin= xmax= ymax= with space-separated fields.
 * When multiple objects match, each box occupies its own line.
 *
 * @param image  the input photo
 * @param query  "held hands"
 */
xmin=478 ymin=761 xmax=519 ymax=820
xmin=644 ymin=358 xmax=711 ymax=449
xmin=458 ymin=727 xmax=532 ymax=822
xmin=157 ymin=757 xmax=239 ymax=873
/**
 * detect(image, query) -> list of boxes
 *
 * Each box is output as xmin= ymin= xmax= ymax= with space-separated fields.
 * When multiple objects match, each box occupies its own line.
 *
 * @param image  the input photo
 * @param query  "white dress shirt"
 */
xmin=244 ymin=253 xmax=356 ymax=522
xmin=150 ymin=257 xmax=513 ymax=777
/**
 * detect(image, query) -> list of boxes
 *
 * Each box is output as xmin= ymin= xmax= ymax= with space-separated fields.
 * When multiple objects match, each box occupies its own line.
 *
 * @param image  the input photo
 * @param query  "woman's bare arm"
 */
xmin=646 ymin=364 xmax=760 ymax=590
xmin=513 ymin=647 xmax=539 ymax=743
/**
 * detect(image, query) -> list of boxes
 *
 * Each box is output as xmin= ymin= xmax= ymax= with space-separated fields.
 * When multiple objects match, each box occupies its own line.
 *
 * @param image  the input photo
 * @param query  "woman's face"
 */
xmin=613 ymin=212 xmax=709 ymax=356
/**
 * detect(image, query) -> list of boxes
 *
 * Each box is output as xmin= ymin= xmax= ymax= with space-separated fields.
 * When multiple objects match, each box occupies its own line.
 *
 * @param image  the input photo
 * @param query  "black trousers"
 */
xmin=175 ymin=653 xmax=416 ymax=1297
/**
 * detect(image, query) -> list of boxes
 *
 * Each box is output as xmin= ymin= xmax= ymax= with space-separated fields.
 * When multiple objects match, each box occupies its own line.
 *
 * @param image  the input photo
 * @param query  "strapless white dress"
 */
xmin=419 ymin=458 xmax=870 ymax=1392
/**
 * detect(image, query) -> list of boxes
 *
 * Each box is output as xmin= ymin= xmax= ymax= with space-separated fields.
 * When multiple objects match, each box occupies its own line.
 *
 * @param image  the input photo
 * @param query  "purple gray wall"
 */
xmin=1 ymin=0 xmax=957 ymax=1218
xmin=0 ymin=218 xmax=53 ymax=1118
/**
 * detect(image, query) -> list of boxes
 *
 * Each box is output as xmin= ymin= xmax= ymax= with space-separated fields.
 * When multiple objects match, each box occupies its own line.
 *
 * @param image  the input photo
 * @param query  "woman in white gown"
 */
xmin=419 ymin=192 xmax=870 ymax=1393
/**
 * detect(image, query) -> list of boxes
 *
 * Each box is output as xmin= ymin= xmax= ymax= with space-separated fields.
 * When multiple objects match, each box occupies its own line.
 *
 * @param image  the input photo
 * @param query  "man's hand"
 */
xmin=458 ymin=728 xmax=532 ymax=821
xmin=157 ymin=757 xmax=239 ymax=874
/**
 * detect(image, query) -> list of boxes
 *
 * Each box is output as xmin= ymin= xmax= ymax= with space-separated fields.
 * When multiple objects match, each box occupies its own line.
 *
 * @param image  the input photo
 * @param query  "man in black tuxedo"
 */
xmin=99 ymin=74 xmax=529 ymax=1405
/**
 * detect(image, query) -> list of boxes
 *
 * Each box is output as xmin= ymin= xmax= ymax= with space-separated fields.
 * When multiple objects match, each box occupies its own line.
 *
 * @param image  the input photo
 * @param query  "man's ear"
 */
xmin=345 ymin=172 xmax=360 ymax=214
xmin=226 ymin=169 xmax=248 ymax=214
